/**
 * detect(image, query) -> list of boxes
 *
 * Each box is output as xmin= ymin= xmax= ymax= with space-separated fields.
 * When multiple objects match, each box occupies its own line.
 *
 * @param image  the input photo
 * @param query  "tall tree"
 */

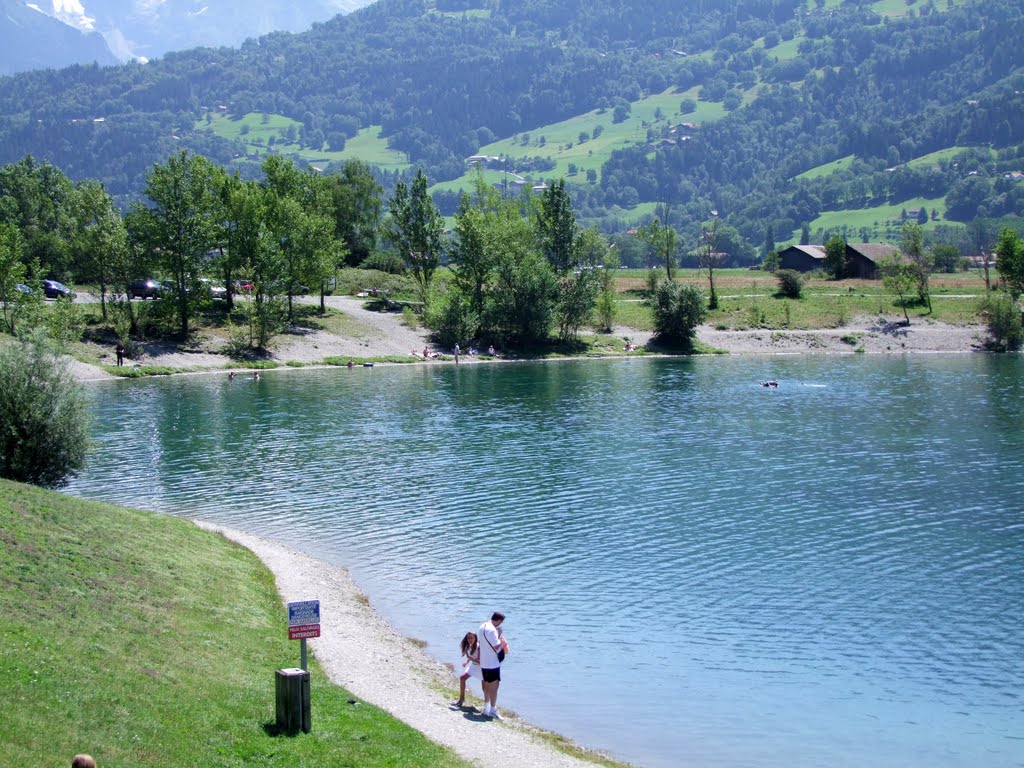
xmin=535 ymin=179 xmax=578 ymax=275
xmin=385 ymin=169 xmax=445 ymax=305
xmin=326 ymin=159 xmax=382 ymax=268
xmin=0 ymin=223 xmax=40 ymax=335
xmin=71 ymin=180 xmax=128 ymax=321
xmin=994 ymin=228 xmax=1024 ymax=299
xmin=900 ymin=222 xmax=932 ymax=312
xmin=823 ymin=234 xmax=847 ymax=280
xmin=129 ymin=150 xmax=223 ymax=337
xmin=637 ymin=211 xmax=678 ymax=280
xmin=0 ymin=156 xmax=76 ymax=279
xmin=697 ymin=216 xmax=723 ymax=310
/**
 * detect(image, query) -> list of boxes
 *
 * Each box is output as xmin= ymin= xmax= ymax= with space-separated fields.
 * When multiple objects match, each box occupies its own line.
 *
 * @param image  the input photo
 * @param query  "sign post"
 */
xmin=287 ymin=599 xmax=320 ymax=671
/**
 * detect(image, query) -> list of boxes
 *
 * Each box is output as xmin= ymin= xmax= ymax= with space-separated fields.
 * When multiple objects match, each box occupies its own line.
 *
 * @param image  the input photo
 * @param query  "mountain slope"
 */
xmin=0 ymin=0 xmax=1021 ymax=246
xmin=34 ymin=0 xmax=375 ymax=61
xmin=0 ymin=0 xmax=117 ymax=74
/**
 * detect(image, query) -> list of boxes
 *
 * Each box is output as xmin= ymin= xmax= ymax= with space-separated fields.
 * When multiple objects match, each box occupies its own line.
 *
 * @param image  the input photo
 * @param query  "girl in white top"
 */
xmin=454 ymin=631 xmax=481 ymax=707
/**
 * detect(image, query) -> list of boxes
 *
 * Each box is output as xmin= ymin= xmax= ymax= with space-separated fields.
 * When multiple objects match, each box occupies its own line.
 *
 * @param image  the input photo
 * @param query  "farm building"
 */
xmin=778 ymin=245 xmax=825 ymax=271
xmin=777 ymin=243 xmax=898 ymax=279
xmin=846 ymin=243 xmax=898 ymax=279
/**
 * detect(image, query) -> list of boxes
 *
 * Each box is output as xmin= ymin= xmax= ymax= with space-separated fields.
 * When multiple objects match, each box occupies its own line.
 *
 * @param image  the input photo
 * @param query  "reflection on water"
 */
xmin=67 ymin=356 xmax=1024 ymax=768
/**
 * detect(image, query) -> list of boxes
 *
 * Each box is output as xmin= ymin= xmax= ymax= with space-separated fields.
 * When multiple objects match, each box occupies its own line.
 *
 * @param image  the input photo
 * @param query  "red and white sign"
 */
xmin=289 ymin=624 xmax=321 ymax=640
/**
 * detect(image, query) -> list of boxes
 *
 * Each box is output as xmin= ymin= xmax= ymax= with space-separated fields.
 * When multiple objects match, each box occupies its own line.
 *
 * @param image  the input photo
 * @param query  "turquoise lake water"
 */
xmin=65 ymin=355 xmax=1024 ymax=767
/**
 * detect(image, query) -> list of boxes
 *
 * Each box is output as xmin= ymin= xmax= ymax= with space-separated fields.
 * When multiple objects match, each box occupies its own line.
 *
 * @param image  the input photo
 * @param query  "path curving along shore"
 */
xmin=195 ymin=522 xmax=619 ymax=768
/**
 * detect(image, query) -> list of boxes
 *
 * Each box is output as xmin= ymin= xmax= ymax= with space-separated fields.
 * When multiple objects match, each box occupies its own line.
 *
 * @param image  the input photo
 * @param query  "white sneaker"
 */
xmin=490 ymin=708 xmax=503 ymax=720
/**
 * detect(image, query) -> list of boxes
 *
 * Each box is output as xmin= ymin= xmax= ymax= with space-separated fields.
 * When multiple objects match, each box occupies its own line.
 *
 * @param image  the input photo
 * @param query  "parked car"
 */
xmin=234 ymin=279 xmax=254 ymax=293
xmin=128 ymin=278 xmax=162 ymax=299
xmin=42 ymin=279 xmax=74 ymax=299
xmin=15 ymin=283 xmax=32 ymax=294
xmin=199 ymin=277 xmax=227 ymax=299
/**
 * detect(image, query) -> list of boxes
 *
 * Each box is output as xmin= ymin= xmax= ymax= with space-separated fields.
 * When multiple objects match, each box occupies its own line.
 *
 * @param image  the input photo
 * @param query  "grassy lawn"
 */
xmin=606 ymin=269 xmax=989 ymax=332
xmin=0 ymin=479 xmax=468 ymax=768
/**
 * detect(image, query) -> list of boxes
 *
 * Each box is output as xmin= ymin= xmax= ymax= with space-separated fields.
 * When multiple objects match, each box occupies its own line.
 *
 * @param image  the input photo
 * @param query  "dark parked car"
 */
xmin=42 ymin=279 xmax=74 ymax=299
xmin=129 ymin=279 xmax=162 ymax=299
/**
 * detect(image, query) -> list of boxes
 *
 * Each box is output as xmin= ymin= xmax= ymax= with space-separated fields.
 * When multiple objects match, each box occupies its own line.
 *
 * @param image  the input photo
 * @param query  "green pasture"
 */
xmin=198 ymin=114 xmax=410 ymax=172
xmin=903 ymin=146 xmax=994 ymax=171
xmin=763 ymin=36 xmax=802 ymax=61
xmin=808 ymin=196 xmax=951 ymax=239
xmin=795 ymin=154 xmax=855 ymax=180
xmin=0 ymin=479 xmax=469 ymax=768
xmin=427 ymin=86 xmax=727 ymax=200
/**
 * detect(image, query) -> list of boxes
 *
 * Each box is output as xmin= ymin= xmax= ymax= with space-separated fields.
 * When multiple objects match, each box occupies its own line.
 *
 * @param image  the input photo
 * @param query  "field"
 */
xmin=609 ymin=268 xmax=989 ymax=331
xmin=197 ymin=113 xmax=410 ymax=172
xmin=807 ymin=196 xmax=950 ymax=240
xmin=0 ymin=479 xmax=466 ymax=768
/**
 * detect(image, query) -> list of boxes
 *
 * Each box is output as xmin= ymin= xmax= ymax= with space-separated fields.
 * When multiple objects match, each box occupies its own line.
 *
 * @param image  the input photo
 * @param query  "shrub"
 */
xmin=775 ymin=269 xmax=803 ymax=298
xmin=651 ymin=281 xmax=706 ymax=348
xmin=0 ymin=330 xmax=90 ymax=487
xmin=401 ymin=306 xmax=419 ymax=330
xmin=984 ymin=293 xmax=1023 ymax=351
xmin=360 ymin=251 xmax=405 ymax=274
xmin=425 ymin=290 xmax=478 ymax=348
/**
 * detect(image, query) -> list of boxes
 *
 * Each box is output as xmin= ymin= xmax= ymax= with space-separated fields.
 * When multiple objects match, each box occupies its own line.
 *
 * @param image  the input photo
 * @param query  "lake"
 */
xmin=65 ymin=355 xmax=1024 ymax=768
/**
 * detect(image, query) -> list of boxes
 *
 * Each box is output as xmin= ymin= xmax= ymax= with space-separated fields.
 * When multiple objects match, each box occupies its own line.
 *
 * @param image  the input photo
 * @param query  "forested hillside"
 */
xmin=0 ymin=0 xmax=1021 ymax=254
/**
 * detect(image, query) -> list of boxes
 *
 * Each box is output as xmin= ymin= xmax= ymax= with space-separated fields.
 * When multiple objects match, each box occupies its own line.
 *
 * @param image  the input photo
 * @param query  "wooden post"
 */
xmin=275 ymin=667 xmax=311 ymax=734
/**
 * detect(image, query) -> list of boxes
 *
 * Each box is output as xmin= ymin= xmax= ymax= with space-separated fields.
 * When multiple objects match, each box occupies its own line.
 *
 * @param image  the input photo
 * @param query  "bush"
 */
xmin=775 ymin=269 xmax=803 ymax=298
xmin=425 ymin=290 xmax=478 ymax=348
xmin=360 ymin=251 xmax=405 ymax=274
xmin=651 ymin=282 xmax=706 ymax=348
xmin=984 ymin=292 xmax=1023 ymax=351
xmin=0 ymin=330 xmax=90 ymax=487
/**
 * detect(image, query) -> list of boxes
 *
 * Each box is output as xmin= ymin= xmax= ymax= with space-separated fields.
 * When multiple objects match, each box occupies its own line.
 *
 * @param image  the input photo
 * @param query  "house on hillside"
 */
xmin=778 ymin=244 xmax=825 ymax=271
xmin=777 ymin=242 xmax=898 ymax=278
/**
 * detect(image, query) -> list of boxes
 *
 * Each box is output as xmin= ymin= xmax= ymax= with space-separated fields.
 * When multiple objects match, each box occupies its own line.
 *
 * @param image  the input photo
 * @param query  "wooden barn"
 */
xmin=777 ymin=245 xmax=825 ymax=271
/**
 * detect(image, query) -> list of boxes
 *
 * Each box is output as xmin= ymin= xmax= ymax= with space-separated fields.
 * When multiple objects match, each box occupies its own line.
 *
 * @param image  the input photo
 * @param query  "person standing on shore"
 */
xmin=478 ymin=611 xmax=508 ymax=719
xmin=453 ymin=631 xmax=481 ymax=708
xmin=454 ymin=343 xmax=460 ymax=364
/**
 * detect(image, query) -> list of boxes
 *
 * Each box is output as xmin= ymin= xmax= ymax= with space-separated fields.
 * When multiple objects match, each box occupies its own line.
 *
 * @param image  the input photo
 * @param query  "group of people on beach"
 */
xmin=453 ymin=611 xmax=509 ymax=719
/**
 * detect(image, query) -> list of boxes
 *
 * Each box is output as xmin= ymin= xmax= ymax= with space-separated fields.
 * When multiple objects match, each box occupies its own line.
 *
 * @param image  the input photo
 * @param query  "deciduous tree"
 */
xmin=385 ymin=169 xmax=445 ymax=305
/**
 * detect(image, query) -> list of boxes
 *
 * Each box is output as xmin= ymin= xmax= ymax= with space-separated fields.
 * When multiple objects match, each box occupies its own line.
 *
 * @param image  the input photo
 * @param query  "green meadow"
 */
xmin=197 ymin=113 xmax=410 ymax=172
xmin=0 ymin=479 xmax=467 ymax=768
xmin=808 ymin=196 xmax=949 ymax=238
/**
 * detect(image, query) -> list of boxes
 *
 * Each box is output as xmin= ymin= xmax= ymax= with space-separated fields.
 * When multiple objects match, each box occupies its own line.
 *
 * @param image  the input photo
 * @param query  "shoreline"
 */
xmin=65 ymin=307 xmax=994 ymax=384
xmin=194 ymin=521 xmax=622 ymax=768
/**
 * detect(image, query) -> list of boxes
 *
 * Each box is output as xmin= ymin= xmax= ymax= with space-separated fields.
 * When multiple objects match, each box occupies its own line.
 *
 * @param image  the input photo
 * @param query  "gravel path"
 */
xmin=195 ymin=523 xmax=616 ymax=768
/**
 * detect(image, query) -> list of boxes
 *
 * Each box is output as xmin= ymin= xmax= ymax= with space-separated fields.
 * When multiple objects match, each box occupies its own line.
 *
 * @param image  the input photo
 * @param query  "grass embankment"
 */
xmin=0 ymin=479 xmax=467 ymax=768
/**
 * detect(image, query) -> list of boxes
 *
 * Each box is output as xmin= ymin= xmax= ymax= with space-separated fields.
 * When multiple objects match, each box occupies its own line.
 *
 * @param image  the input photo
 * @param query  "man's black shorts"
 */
xmin=482 ymin=667 xmax=501 ymax=683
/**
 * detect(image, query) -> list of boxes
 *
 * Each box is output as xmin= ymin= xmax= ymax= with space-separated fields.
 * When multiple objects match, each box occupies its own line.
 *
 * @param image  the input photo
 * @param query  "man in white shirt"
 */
xmin=477 ymin=611 xmax=508 ymax=719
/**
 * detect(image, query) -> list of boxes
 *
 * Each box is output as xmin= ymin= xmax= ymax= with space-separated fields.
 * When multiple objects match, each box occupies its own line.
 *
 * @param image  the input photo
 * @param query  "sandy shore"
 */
xmin=195 ymin=522 xmax=616 ymax=768
xmin=67 ymin=293 xmax=992 ymax=383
